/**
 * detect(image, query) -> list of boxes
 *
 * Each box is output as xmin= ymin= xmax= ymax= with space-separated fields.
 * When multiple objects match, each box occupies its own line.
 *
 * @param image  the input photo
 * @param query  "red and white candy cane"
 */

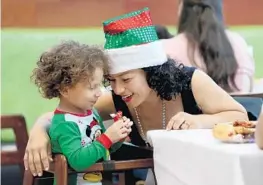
xmin=110 ymin=111 xmax=123 ymax=122
xmin=110 ymin=111 xmax=131 ymax=142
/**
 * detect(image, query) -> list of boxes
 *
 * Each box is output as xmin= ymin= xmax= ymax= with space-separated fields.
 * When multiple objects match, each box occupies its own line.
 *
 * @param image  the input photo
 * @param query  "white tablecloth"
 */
xmin=147 ymin=129 xmax=263 ymax=185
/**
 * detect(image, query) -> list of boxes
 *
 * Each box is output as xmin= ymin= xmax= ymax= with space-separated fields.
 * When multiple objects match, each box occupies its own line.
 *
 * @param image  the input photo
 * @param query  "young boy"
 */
xmin=31 ymin=41 xmax=133 ymax=185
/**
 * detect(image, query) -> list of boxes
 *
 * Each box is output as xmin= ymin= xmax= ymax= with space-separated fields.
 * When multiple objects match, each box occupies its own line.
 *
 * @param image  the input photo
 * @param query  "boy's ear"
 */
xmin=59 ymin=87 xmax=69 ymax=98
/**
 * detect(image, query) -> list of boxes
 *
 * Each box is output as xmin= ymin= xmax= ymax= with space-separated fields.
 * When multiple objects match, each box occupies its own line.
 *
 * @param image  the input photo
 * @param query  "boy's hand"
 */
xmin=104 ymin=116 xmax=133 ymax=143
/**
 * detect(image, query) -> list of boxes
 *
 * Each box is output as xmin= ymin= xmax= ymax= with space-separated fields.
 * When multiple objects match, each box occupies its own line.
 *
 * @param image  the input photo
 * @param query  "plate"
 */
xmin=213 ymin=121 xmax=256 ymax=144
xmin=220 ymin=134 xmax=255 ymax=144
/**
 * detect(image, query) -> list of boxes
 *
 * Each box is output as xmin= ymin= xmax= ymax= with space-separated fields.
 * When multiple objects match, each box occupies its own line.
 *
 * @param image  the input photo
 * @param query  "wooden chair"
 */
xmin=23 ymin=151 xmax=155 ymax=185
xmin=1 ymin=115 xmax=29 ymax=174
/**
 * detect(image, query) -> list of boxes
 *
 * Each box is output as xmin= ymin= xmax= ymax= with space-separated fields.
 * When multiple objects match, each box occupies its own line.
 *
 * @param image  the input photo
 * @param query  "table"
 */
xmin=147 ymin=129 xmax=263 ymax=185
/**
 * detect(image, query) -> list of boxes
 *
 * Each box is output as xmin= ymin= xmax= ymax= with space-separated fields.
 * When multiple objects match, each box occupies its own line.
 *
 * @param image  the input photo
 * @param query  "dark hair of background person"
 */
xmin=177 ymin=0 xmax=238 ymax=92
xmin=155 ymin=25 xmax=174 ymax=39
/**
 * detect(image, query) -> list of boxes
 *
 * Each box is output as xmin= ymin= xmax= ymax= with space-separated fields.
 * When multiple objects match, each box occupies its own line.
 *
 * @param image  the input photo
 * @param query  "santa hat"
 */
xmin=103 ymin=7 xmax=167 ymax=74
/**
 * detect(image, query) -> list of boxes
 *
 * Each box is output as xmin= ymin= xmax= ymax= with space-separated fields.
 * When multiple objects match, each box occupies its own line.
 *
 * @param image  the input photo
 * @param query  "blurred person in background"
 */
xmin=256 ymin=110 xmax=263 ymax=149
xmin=155 ymin=25 xmax=174 ymax=39
xmin=162 ymin=0 xmax=255 ymax=93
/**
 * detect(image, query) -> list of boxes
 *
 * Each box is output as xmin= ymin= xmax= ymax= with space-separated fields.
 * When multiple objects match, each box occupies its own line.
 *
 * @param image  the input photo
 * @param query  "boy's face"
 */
xmin=62 ymin=68 xmax=104 ymax=112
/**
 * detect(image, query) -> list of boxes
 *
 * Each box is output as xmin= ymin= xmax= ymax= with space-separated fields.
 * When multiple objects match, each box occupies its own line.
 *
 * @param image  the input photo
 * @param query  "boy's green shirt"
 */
xmin=49 ymin=108 xmax=122 ymax=185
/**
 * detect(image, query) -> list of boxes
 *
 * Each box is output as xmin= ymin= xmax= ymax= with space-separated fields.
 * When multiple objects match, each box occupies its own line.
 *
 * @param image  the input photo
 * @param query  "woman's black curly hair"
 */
xmin=142 ymin=58 xmax=191 ymax=101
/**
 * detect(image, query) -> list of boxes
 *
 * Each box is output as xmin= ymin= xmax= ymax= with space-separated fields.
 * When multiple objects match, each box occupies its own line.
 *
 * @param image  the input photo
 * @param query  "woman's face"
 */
xmin=107 ymin=69 xmax=152 ymax=107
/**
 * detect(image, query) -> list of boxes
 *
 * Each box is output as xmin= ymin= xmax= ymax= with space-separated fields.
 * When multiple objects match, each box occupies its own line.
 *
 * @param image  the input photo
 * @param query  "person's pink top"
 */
xmin=162 ymin=30 xmax=255 ymax=92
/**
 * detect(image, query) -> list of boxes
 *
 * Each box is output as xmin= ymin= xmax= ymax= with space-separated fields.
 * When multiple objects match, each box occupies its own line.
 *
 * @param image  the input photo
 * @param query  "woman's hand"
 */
xmin=166 ymin=112 xmax=201 ymax=130
xmin=23 ymin=112 xmax=54 ymax=176
xmin=24 ymin=126 xmax=52 ymax=177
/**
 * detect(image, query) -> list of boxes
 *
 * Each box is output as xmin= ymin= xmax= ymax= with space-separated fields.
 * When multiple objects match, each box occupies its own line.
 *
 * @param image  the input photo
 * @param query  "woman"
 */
xmin=256 ymin=111 xmax=263 ymax=149
xmin=24 ymin=8 xmax=248 ymax=181
xmin=163 ymin=0 xmax=255 ymax=92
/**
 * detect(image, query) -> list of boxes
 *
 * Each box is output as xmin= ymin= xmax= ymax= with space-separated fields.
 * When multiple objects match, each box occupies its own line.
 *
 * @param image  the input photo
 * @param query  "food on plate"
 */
xmin=213 ymin=120 xmax=256 ymax=143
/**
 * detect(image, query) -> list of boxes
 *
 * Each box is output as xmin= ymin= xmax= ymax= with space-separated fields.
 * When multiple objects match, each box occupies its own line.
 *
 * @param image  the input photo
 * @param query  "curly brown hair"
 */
xmin=32 ymin=40 xmax=109 ymax=99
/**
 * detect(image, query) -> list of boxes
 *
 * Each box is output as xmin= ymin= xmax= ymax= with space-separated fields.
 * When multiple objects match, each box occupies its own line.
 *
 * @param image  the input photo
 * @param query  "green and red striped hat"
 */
xmin=103 ymin=7 xmax=167 ymax=74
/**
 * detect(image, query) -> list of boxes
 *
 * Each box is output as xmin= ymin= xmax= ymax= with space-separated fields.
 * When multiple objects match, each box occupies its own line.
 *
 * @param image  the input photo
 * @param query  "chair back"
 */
xmin=231 ymin=93 xmax=263 ymax=120
xmin=1 ymin=115 xmax=29 ymax=173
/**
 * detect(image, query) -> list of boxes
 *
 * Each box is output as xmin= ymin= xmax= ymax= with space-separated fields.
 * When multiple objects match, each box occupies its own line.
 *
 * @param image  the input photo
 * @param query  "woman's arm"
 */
xmin=256 ymin=111 xmax=263 ymax=149
xmin=31 ymin=112 xmax=53 ymax=131
xmin=24 ymin=112 xmax=54 ymax=176
xmin=191 ymin=70 xmax=248 ymax=128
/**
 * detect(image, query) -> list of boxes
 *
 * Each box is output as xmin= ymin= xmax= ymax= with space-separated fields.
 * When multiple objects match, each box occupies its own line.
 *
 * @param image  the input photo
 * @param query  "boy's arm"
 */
xmin=52 ymin=122 xmax=112 ymax=171
xmin=93 ymin=109 xmax=124 ymax=153
xmin=99 ymin=119 xmax=124 ymax=153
